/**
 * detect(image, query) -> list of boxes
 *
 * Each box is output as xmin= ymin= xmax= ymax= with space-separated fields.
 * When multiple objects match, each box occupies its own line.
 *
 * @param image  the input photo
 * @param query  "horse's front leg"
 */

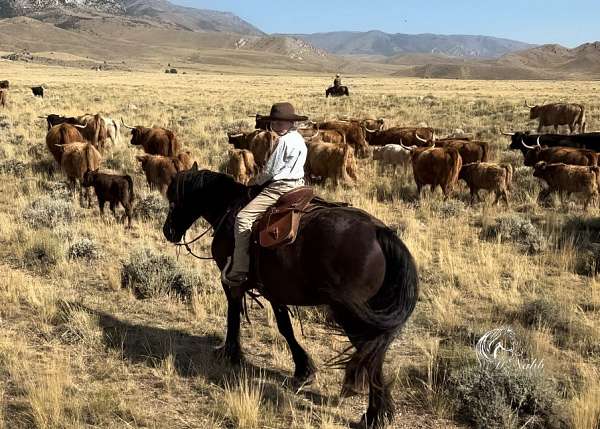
xmin=214 ymin=284 xmax=244 ymax=365
xmin=272 ymin=304 xmax=317 ymax=384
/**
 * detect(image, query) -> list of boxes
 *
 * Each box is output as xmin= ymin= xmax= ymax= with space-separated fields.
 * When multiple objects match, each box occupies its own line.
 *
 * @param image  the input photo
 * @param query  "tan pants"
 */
xmin=230 ymin=179 xmax=304 ymax=274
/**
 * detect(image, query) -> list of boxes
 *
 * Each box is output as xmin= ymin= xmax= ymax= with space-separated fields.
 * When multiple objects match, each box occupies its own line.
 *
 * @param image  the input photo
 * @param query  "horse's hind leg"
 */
xmin=272 ymin=304 xmax=317 ymax=384
xmin=331 ymin=305 xmax=395 ymax=429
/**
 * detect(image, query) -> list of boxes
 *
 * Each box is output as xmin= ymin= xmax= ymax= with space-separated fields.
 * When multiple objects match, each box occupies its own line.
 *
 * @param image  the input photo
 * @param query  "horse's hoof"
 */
xmin=293 ymin=370 xmax=316 ymax=387
xmin=213 ymin=344 xmax=243 ymax=366
xmin=293 ymin=360 xmax=317 ymax=386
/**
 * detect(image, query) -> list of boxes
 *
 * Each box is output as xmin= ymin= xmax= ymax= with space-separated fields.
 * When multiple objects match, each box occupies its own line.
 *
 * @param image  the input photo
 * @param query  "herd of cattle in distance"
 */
xmin=1 ymin=76 xmax=600 ymax=228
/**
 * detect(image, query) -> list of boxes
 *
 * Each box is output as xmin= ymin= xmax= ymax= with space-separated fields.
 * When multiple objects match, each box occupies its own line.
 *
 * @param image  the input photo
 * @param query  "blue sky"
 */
xmin=173 ymin=0 xmax=598 ymax=47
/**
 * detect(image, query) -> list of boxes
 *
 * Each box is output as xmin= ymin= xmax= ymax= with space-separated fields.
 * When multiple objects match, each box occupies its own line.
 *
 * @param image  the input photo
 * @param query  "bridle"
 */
xmin=174 ymin=209 xmax=231 ymax=260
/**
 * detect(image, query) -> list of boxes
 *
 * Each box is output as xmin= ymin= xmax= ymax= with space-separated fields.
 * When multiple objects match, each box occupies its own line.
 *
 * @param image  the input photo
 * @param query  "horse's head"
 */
xmin=163 ymin=164 xmax=246 ymax=243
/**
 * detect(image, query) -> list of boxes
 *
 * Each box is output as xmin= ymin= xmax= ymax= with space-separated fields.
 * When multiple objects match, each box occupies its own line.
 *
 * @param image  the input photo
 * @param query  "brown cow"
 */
xmin=136 ymin=153 xmax=190 ymax=195
xmin=459 ymin=162 xmax=513 ymax=206
xmin=435 ymin=139 xmax=489 ymax=164
xmin=366 ymin=127 xmax=435 ymax=148
xmin=228 ymin=149 xmax=258 ymax=185
xmin=82 ymin=170 xmax=134 ymax=228
xmin=526 ymin=101 xmax=586 ymax=134
xmin=533 ymin=161 xmax=599 ymax=209
xmin=316 ymin=120 xmax=370 ymax=158
xmin=305 ymin=141 xmax=357 ymax=187
xmin=46 ymin=124 xmax=85 ymax=164
xmin=122 ymin=119 xmax=179 ymax=156
xmin=59 ymin=142 xmax=102 ymax=206
xmin=401 ymin=142 xmax=462 ymax=199
xmin=0 ymin=89 xmax=6 ymax=108
xmin=227 ymin=130 xmax=278 ymax=167
xmin=521 ymin=138 xmax=598 ymax=167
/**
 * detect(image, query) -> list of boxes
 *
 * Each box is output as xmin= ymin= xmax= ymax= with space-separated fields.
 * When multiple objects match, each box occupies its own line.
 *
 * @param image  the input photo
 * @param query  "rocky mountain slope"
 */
xmin=282 ymin=30 xmax=535 ymax=58
xmin=0 ymin=0 xmax=263 ymax=35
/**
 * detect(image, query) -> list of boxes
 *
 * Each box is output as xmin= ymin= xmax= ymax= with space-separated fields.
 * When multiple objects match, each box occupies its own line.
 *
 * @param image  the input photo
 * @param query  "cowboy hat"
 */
xmin=262 ymin=102 xmax=308 ymax=122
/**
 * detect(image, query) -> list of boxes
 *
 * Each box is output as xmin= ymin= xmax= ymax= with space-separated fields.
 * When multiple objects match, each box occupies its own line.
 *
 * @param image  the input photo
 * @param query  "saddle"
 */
xmin=257 ymin=186 xmax=315 ymax=248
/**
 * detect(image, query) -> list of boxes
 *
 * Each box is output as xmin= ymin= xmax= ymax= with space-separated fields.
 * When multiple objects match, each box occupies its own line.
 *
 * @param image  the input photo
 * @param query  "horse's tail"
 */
xmin=329 ymin=226 xmax=418 ymax=426
xmin=367 ymin=227 xmax=418 ymax=338
xmin=335 ymin=226 xmax=419 ymax=342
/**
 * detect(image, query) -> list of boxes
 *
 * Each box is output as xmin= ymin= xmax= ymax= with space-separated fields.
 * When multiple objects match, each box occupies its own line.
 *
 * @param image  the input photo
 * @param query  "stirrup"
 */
xmin=221 ymin=257 xmax=248 ymax=292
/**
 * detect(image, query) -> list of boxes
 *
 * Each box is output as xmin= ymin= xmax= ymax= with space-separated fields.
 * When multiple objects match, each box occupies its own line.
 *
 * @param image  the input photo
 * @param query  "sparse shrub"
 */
xmin=103 ymin=148 xmax=136 ymax=173
xmin=23 ymin=196 xmax=74 ymax=229
xmin=450 ymin=363 xmax=565 ymax=429
xmin=30 ymin=158 xmax=57 ymax=177
xmin=121 ymin=247 xmax=199 ymax=299
xmin=429 ymin=199 xmax=466 ymax=219
xmin=134 ymin=193 xmax=168 ymax=221
xmin=0 ymin=159 xmax=27 ymax=177
xmin=518 ymin=298 xmax=595 ymax=353
xmin=481 ymin=215 xmax=547 ymax=254
xmin=558 ymin=217 xmax=600 ymax=276
xmin=10 ymin=134 xmax=24 ymax=145
xmin=23 ymin=232 xmax=63 ymax=273
xmin=511 ymin=166 xmax=540 ymax=203
xmin=68 ymin=238 xmax=100 ymax=261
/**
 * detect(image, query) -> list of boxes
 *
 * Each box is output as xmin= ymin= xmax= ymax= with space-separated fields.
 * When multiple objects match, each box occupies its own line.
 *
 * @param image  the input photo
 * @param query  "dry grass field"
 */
xmin=0 ymin=60 xmax=599 ymax=428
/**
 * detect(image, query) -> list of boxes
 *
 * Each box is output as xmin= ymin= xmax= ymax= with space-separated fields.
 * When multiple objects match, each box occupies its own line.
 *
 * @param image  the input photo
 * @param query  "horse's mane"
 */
xmin=175 ymin=169 xmax=251 ymax=230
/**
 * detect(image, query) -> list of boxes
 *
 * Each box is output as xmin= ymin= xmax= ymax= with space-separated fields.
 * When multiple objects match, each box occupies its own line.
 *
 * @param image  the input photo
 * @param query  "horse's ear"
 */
xmin=191 ymin=162 xmax=198 ymax=172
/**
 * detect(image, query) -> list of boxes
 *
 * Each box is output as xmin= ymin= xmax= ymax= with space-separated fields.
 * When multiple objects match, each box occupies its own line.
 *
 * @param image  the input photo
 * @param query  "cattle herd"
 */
xmin=226 ymin=103 xmax=600 ymax=210
xmin=1 ymin=76 xmax=599 ymax=227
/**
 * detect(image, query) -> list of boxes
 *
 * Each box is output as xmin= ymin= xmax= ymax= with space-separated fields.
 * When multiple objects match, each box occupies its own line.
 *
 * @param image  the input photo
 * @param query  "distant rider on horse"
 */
xmin=333 ymin=73 xmax=342 ymax=88
xmin=222 ymin=102 xmax=308 ymax=296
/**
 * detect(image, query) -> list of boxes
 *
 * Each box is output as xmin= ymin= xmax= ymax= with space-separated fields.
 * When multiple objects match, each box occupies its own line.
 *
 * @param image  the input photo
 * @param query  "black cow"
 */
xmin=31 ymin=86 xmax=44 ymax=98
xmin=0 ymin=80 xmax=9 ymax=89
xmin=505 ymin=132 xmax=600 ymax=156
xmin=43 ymin=114 xmax=80 ymax=130
xmin=82 ymin=170 xmax=134 ymax=228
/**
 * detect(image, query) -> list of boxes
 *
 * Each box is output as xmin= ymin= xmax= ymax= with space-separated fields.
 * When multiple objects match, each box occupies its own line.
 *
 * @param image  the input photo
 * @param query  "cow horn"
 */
xmin=501 ymin=131 xmax=515 ymax=136
xmin=228 ymin=132 xmax=244 ymax=138
xmin=74 ymin=124 xmax=87 ymax=128
xmin=521 ymin=138 xmax=537 ymax=150
xmin=364 ymin=127 xmax=378 ymax=133
xmin=38 ymin=115 xmax=48 ymax=119
xmin=399 ymin=139 xmax=414 ymax=152
xmin=415 ymin=133 xmax=428 ymax=143
xmin=306 ymin=129 xmax=319 ymax=139
xmin=525 ymin=100 xmax=536 ymax=109
xmin=121 ymin=118 xmax=135 ymax=129
xmin=536 ymin=137 xmax=542 ymax=148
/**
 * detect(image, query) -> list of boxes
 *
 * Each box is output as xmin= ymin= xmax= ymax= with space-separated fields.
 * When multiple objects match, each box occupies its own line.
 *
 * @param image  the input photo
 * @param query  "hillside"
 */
xmin=0 ymin=0 xmax=264 ymax=35
xmin=283 ymin=30 xmax=535 ymax=58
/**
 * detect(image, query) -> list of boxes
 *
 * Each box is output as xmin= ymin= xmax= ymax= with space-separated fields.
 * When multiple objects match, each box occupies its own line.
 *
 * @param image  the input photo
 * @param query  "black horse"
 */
xmin=162 ymin=165 xmax=418 ymax=428
xmin=326 ymin=85 xmax=350 ymax=98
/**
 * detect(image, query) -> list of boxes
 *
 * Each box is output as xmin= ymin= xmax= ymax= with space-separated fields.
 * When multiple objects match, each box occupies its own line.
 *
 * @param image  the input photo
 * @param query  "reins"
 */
xmin=175 ymin=208 xmax=231 ymax=261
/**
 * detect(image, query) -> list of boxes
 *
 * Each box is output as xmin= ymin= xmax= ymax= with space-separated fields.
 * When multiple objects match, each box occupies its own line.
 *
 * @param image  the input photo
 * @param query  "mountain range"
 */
xmin=282 ymin=31 xmax=534 ymax=59
xmin=0 ymin=0 xmax=263 ymax=35
xmin=0 ymin=0 xmax=599 ymax=79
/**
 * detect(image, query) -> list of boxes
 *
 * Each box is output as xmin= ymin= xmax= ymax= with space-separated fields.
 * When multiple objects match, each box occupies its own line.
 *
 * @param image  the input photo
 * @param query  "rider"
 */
xmin=333 ymin=73 xmax=342 ymax=88
xmin=222 ymin=102 xmax=308 ymax=297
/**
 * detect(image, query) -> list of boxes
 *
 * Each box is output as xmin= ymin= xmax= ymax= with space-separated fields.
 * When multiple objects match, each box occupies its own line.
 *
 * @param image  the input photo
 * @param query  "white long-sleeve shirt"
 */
xmin=255 ymin=130 xmax=307 ymax=185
